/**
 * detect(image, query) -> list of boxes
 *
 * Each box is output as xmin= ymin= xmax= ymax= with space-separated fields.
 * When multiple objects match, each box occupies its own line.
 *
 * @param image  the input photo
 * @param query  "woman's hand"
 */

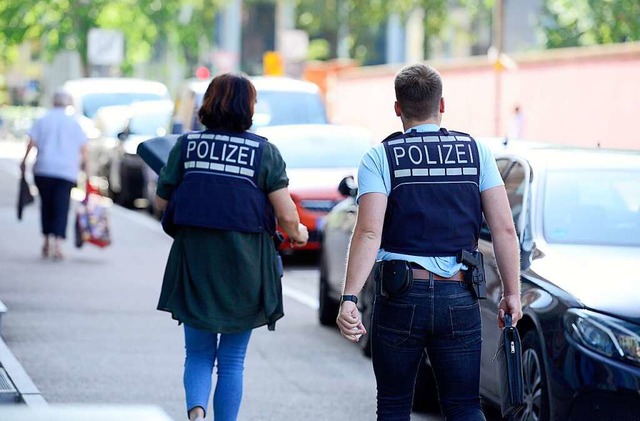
xmin=290 ymin=223 xmax=309 ymax=247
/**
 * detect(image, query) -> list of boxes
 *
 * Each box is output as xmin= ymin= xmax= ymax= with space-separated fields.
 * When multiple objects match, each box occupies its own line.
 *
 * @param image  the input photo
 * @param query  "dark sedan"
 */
xmin=319 ymin=145 xmax=640 ymax=420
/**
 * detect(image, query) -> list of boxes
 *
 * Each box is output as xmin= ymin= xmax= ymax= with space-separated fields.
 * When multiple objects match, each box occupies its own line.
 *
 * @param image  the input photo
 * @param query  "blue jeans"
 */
xmin=183 ymin=325 xmax=252 ymax=421
xmin=370 ymin=277 xmax=485 ymax=421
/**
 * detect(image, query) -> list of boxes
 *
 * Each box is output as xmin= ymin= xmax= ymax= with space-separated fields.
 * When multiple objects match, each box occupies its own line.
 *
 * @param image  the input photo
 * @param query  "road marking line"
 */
xmin=282 ymin=284 xmax=319 ymax=310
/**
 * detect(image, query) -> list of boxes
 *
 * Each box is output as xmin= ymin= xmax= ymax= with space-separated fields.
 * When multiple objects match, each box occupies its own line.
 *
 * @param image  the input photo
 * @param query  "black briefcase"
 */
xmin=495 ymin=313 xmax=525 ymax=418
xmin=136 ymin=135 xmax=180 ymax=175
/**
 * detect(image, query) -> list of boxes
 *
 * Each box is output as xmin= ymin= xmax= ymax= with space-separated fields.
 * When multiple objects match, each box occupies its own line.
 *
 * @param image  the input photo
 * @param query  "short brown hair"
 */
xmin=198 ymin=73 xmax=257 ymax=132
xmin=394 ymin=64 xmax=442 ymax=121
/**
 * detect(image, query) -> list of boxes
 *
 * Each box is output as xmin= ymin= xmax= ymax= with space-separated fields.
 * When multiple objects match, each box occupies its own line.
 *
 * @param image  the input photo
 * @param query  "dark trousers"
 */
xmin=371 ymin=278 xmax=485 ymax=421
xmin=34 ymin=175 xmax=75 ymax=238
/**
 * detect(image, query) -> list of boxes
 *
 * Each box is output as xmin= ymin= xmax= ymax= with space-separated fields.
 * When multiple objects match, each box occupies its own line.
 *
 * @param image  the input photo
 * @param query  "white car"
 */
xmin=172 ymin=76 xmax=328 ymax=133
xmin=63 ymin=78 xmax=171 ymax=119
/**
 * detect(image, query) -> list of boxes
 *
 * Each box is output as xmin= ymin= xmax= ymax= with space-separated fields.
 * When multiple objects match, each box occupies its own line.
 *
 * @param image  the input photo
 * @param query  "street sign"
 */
xmin=88 ymin=29 xmax=124 ymax=66
xmin=279 ymin=29 xmax=309 ymax=61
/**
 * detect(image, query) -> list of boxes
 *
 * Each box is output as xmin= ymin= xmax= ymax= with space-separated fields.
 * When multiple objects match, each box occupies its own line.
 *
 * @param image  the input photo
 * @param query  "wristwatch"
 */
xmin=340 ymin=294 xmax=358 ymax=305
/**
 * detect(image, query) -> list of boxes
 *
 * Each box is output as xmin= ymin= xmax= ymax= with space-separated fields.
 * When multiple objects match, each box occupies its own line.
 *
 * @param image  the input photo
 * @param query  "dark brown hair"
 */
xmin=198 ymin=73 xmax=256 ymax=132
xmin=394 ymin=64 xmax=443 ymax=121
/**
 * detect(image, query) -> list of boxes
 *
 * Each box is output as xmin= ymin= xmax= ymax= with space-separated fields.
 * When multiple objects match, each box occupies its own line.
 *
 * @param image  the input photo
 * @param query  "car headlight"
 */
xmin=564 ymin=309 xmax=640 ymax=365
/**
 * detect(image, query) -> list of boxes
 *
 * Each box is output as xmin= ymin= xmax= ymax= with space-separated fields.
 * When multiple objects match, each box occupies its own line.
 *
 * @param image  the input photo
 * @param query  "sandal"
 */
xmin=42 ymin=244 xmax=50 ymax=258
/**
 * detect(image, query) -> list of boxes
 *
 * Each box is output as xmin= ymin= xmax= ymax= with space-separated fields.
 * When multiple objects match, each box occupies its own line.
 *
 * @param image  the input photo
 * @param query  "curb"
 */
xmin=0 ymin=301 xmax=47 ymax=406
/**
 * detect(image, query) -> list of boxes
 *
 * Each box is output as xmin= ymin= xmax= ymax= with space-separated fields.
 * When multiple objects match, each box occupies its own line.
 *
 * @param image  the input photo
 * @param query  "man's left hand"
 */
xmin=497 ymin=293 xmax=523 ymax=328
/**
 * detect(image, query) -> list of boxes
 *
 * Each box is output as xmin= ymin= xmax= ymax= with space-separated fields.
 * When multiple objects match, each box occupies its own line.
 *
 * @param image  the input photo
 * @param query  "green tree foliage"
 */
xmin=295 ymin=0 xmax=448 ymax=65
xmin=541 ymin=0 xmax=640 ymax=48
xmin=0 ymin=0 xmax=221 ymax=75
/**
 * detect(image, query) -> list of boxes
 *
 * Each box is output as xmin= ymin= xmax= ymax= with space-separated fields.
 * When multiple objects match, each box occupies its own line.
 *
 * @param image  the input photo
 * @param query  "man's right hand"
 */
xmin=337 ymin=300 xmax=367 ymax=342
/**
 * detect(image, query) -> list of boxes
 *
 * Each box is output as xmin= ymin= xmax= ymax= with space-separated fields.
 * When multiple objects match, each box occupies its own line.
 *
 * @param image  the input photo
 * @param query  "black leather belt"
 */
xmin=412 ymin=268 xmax=464 ymax=282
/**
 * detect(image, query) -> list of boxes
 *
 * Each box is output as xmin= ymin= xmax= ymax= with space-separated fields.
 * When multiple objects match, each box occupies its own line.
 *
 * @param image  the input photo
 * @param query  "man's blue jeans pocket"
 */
xmin=374 ymin=299 xmax=415 ymax=349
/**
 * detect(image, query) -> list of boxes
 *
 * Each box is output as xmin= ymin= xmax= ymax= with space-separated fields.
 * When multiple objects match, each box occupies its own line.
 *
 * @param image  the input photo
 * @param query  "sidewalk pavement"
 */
xmin=0 ymin=150 xmax=184 ymax=420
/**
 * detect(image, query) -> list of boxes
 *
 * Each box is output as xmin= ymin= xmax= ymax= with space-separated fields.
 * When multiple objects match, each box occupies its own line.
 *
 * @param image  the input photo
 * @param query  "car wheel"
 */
xmin=359 ymin=280 xmax=374 ymax=357
xmin=412 ymin=353 xmax=441 ymax=413
xmin=515 ymin=331 xmax=550 ymax=421
xmin=318 ymin=251 xmax=339 ymax=326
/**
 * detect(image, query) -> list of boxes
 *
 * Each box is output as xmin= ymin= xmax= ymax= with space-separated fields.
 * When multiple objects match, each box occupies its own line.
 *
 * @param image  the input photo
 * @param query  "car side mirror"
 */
xmin=338 ymin=176 xmax=358 ymax=197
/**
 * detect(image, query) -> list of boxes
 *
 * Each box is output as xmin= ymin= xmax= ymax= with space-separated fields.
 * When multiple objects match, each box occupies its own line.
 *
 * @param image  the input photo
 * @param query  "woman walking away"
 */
xmin=154 ymin=73 xmax=309 ymax=421
xmin=21 ymin=90 xmax=88 ymax=260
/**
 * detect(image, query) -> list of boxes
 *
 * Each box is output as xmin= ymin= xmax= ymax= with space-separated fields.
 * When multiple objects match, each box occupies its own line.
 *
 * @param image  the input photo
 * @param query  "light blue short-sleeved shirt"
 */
xmin=357 ymin=124 xmax=504 ymax=277
xmin=29 ymin=108 xmax=88 ymax=183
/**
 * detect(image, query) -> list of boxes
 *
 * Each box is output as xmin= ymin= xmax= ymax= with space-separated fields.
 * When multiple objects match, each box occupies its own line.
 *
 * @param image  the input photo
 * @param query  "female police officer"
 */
xmin=154 ymin=73 xmax=308 ymax=421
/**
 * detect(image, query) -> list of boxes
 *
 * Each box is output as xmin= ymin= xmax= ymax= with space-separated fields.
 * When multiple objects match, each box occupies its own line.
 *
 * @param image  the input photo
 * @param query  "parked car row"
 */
xmin=318 ymin=143 xmax=640 ymax=420
xmin=69 ymin=75 xmax=337 ymax=214
xmin=93 ymin=100 xmax=175 ymax=210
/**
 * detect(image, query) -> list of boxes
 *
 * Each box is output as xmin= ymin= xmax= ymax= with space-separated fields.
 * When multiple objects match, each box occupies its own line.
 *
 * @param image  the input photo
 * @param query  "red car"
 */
xmin=255 ymin=124 xmax=373 ymax=253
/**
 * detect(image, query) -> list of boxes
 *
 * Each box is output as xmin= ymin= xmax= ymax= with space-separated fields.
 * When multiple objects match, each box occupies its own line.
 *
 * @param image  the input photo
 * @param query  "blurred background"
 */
xmin=0 ymin=0 xmax=639 ymax=148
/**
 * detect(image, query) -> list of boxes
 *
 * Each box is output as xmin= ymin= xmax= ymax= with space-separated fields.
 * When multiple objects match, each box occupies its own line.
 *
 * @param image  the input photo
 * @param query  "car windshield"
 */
xmin=270 ymin=132 xmax=370 ymax=169
xmin=82 ymin=93 xmax=166 ymax=118
xmin=543 ymin=169 xmax=640 ymax=246
xmin=252 ymin=91 xmax=327 ymax=128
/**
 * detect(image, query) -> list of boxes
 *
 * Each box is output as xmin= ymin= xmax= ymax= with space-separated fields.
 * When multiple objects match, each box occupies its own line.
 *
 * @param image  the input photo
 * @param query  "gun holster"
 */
xmin=379 ymin=260 xmax=413 ymax=298
xmin=457 ymin=250 xmax=487 ymax=300
xmin=462 ymin=269 xmax=487 ymax=299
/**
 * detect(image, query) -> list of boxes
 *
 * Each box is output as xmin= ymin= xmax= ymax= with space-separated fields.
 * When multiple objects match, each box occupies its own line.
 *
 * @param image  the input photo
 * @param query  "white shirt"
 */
xmin=29 ymin=107 xmax=87 ymax=183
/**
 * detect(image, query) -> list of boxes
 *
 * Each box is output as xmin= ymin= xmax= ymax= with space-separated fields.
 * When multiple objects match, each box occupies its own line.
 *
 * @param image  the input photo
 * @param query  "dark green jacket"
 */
xmin=156 ymin=135 xmax=288 ymax=333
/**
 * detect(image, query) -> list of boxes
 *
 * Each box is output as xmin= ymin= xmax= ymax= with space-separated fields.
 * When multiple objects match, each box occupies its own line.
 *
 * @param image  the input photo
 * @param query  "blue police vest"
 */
xmin=171 ymin=130 xmax=275 ymax=234
xmin=381 ymin=128 xmax=482 ymax=256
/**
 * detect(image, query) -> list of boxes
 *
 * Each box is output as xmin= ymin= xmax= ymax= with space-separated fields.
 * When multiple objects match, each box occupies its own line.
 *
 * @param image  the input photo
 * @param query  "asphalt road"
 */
xmin=0 ymin=140 xmax=453 ymax=421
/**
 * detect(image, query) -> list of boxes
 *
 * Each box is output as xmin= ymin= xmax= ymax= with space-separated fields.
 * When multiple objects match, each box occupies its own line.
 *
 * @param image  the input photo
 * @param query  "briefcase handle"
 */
xmin=504 ymin=313 xmax=513 ymax=328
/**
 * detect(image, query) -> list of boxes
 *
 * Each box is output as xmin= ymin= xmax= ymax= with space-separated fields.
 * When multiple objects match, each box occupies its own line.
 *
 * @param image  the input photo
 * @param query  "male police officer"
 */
xmin=337 ymin=63 xmax=522 ymax=420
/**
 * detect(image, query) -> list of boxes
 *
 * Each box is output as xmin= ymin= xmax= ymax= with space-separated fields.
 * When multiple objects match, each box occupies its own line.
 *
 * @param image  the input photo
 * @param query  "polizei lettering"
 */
xmin=392 ymin=143 xmax=473 ymax=167
xmin=183 ymin=133 xmax=261 ymax=178
xmin=186 ymin=140 xmax=256 ymax=166
xmin=386 ymin=135 xmax=479 ymax=180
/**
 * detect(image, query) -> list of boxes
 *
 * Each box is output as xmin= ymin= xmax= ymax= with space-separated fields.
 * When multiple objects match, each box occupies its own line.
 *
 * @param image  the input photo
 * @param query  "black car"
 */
xmin=92 ymin=100 xmax=174 ymax=209
xmin=319 ymin=145 xmax=640 ymax=420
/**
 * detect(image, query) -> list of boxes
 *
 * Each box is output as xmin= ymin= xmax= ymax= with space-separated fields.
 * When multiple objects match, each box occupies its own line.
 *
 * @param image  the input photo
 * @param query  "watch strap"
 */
xmin=341 ymin=294 xmax=358 ymax=305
